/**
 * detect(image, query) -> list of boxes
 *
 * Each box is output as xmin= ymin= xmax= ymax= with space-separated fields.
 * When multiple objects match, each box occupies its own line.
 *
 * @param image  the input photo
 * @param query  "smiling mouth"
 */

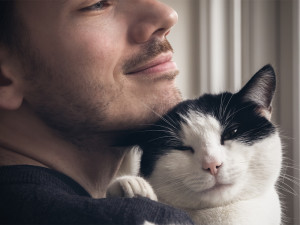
xmin=125 ymin=52 xmax=178 ymax=76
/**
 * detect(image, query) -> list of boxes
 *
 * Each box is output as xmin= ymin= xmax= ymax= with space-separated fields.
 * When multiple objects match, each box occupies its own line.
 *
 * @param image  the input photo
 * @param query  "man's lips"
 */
xmin=125 ymin=52 xmax=177 ymax=75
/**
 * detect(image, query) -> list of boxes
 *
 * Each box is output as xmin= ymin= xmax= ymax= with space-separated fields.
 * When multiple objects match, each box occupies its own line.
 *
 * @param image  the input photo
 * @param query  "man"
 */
xmin=0 ymin=0 xmax=193 ymax=224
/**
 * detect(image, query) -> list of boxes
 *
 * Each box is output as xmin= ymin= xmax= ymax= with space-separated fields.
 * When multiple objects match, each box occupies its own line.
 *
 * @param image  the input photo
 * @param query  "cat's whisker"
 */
xmin=279 ymin=135 xmax=294 ymax=141
xmin=224 ymin=104 xmax=253 ymax=123
xmin=280 ymin=175 xmax=300 ymax=187
xmin=135 ymin=124 xmax=179 ymax=139
xmin=281 ymin=172 xmax=300 ymax=178
xmin=163 ymin=114 xmax=179 ymax=129
xmin=281 ymin=156 xmax=297 ymax=162
xmin=135 ymin=129 xmax=171 ymax=133
xmin=218 ymin=93 xmax=225 ymax=120
xmin=281 ymin=168 xmax=300 ymax=180
xmin=280 ymin=172 xmax=300 ymax=183
xmin=145 ymin=124 xmax=178 ymax=135
xmin=281 ymin=157 xmax=296 ymax=163
xmin=139 ymin=102 xmax=178 ymax=130
xmin=281 ymin=164 xmax=300 ymax=171
xmin=138 ymin=128 xmax=177 ymax=136
xmin=221 ymin=92 xmax=229 ymax=117
xmin=133 ymin=123 xmax=155 ymax=126
xmin=147 ymin=136 xmax=180 ymax=143
xmin=276 ymin=181 xmax=298 ymax=196
xmin=223 ymin=94 xmax=234 ymax=119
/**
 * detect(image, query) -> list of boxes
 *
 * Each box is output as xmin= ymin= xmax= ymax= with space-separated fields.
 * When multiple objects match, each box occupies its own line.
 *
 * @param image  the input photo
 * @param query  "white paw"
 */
xmin=143 ymin=221 xmax=156 ymax=225
xmin=107 ymin=175 xmax=158 ymax=201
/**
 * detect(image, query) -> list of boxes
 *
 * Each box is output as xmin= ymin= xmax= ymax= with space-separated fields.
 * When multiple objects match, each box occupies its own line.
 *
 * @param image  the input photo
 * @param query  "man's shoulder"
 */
xmin=0 ymin=165 xmax=194 ymax=225
xmin=0 ymin=165 xmax=90 ymax=195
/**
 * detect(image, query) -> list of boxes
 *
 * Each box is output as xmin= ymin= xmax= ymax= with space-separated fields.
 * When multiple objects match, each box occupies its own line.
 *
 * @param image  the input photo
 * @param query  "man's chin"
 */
xmin=124 ymin=85 xmax=182 ymax=130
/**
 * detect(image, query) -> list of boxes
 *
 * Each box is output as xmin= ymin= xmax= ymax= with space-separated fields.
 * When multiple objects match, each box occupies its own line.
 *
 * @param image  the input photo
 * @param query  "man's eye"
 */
xmin=83 ymin=0 xmax=110 ymax=11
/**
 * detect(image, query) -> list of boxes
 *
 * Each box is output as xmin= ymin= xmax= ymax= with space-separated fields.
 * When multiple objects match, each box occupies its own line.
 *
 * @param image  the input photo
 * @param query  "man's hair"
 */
xmin=0 ymin=0 xmax=17 ymax=48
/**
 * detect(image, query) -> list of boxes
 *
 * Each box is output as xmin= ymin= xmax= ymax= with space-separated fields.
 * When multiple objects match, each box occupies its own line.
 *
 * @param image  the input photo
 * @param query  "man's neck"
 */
xmin=0 ymin=105 xmax=126 ymax=198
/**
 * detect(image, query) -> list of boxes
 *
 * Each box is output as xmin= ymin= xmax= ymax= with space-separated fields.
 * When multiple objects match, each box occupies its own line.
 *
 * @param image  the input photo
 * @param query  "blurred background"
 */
xmin=160 ymin=0 xmax=300 ymax=224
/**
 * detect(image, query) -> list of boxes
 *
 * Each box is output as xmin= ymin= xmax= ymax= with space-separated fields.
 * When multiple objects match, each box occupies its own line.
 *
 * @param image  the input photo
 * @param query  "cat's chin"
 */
xmin=200 ymin=183 xmax=233 ymax=195
xmin=190 ymin=183 xmax=238 ymax=209
xmin=157 ymin=182 xmax=240 ymax=210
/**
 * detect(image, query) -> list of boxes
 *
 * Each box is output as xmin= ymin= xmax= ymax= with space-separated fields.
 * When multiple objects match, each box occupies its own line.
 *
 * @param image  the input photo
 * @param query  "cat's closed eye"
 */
xmin=175 ymin=146 xmax=195 ymax=153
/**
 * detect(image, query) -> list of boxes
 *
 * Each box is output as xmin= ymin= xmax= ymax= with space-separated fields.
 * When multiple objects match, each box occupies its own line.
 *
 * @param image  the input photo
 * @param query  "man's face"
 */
xmin=14 ymin=0 xmax=181 ymax=144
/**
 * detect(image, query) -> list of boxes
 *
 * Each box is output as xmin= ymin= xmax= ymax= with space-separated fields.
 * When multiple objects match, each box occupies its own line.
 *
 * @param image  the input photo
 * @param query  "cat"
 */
xmin=108 ymin=64 xmax=282 ymax=225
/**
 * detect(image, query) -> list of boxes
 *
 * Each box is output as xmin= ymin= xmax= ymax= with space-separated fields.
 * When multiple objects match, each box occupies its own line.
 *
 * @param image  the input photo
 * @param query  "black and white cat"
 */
xmin=108 ymin=65 xmax=282 ymax=225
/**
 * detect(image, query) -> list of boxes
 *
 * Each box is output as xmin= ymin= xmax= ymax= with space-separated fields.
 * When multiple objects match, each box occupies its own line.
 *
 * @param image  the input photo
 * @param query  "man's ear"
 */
xmin=0 ymin=45 xmax=24 ymax=110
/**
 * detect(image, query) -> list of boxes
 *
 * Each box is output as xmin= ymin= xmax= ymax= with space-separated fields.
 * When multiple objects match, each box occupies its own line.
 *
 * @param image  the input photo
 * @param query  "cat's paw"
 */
xmin=107 ymin=175 xmax=158 ymax=201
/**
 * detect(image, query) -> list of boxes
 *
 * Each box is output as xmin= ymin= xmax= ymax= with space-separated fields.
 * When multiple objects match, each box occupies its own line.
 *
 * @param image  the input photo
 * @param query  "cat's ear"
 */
xmin=237 ymin=64 xmax=276 ymax=120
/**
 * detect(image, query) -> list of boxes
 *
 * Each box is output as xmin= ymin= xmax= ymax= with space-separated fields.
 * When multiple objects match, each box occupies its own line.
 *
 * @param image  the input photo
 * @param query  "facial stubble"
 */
xmin=19 ymin=39 xmax=181 ymax=152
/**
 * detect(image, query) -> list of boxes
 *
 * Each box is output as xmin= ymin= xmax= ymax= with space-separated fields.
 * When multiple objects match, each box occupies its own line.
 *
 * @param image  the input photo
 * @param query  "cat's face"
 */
xmin=145 ymin=103 xmax=282 ymax=209
xmin=120 ymin=65 xmax=282 ymax=209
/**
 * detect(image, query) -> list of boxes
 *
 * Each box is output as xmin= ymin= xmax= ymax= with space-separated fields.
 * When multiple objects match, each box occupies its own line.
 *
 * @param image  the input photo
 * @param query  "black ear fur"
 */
xmin=237 ymin=64 xmax=276 ymax=111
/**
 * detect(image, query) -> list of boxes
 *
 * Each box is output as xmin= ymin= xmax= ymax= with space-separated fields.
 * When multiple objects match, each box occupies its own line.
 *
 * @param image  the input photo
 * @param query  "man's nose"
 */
xmin=128 ymin=0 xmax=178 ymax=43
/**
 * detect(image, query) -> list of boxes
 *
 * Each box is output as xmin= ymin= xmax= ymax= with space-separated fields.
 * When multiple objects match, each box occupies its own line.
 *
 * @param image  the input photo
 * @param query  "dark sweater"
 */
xmin=0 ymin=165 xmax=193 ymax=225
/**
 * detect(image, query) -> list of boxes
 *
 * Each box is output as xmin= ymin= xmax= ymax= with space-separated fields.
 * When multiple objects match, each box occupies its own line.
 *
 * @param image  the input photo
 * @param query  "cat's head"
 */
xmin=121 ymin=65 xmax=282 ymax=209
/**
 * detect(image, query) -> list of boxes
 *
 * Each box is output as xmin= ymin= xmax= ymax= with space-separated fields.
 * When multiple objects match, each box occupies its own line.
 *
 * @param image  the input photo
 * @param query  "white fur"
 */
xmin=143 ymin=221 xmax=156 ymax=225
xmin=187 ymin=189 xmax=281 ymax=225
xmin=107 ymin=147 xmax=157 ymax=200
xmin=107 ymin=175 xmax=157 ymax=201
xmin=148 ymin=112 xmax=282 ymax=224
xmin=108 ymin=112 xmax=282 ymax=225
xmin=116 ymin=146 xmax=142 ymax=177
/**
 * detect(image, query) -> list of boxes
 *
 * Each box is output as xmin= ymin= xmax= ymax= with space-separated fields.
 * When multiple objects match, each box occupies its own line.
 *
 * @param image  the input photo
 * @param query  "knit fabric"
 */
xmin=0 ymin=165 xmax=193 ymax=225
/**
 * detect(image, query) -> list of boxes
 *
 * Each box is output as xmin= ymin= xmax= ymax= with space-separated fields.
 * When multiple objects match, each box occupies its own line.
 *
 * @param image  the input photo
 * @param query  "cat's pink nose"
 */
xmin=202 ymin=161 xmax=223 ymax=175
